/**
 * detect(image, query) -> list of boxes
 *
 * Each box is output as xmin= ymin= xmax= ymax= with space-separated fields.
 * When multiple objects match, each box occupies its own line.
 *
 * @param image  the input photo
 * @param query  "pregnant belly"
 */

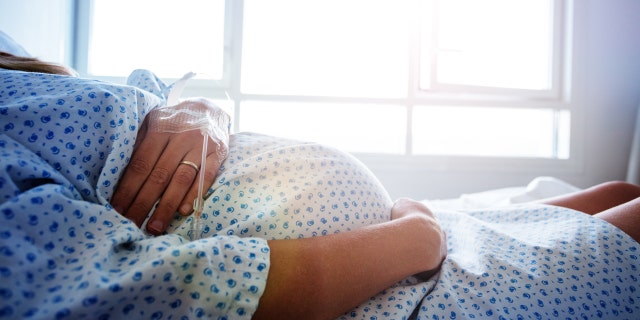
xmin=167 ymin=132 xmax=392 ymax=240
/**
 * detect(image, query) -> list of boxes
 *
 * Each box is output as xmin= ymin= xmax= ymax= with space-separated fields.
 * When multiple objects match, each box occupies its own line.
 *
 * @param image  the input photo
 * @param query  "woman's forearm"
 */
xmin=253 ymin=214 xmax=444 ymax=320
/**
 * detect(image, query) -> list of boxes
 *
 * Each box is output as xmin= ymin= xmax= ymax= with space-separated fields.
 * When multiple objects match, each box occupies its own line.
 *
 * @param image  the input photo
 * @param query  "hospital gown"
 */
xmin=1 ymin=68 xmax=639 ymax=320
xmin=0 ymin=69 xmax=269 ymax=319
xmin=171 ymin=132 xmax=640 ymax=320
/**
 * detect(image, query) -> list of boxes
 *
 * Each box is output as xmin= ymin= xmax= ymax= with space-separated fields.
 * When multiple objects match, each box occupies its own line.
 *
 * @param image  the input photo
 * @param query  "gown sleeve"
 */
xmin=0 ymin=69 xmax=270 ymax=319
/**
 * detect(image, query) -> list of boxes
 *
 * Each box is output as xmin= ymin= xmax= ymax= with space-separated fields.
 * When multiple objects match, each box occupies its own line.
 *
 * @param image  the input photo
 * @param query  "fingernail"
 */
xmin=147 ymin=220 xmax=164 ymax=234
xmin=180 ymin=203 xmax=193 ymax=215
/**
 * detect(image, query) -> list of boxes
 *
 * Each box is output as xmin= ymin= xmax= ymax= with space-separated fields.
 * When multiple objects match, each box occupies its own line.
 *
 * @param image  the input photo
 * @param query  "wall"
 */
xmin=0 ymin=0 xmax=73 ymax=64
xmin=578 ymin=1 xmax=640 ymax=186
xmin=1 ymin=0 xmax=638 ymax=199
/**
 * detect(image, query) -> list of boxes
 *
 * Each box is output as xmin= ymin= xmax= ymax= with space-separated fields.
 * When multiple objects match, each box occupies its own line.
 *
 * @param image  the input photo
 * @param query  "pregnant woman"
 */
xmin=1 ymin=29 xmax=638 ymax=319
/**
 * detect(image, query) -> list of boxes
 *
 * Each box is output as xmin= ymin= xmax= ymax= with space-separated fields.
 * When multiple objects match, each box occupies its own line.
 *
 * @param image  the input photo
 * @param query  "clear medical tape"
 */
xmin=147 ymin=72 xmax=232 ymax=240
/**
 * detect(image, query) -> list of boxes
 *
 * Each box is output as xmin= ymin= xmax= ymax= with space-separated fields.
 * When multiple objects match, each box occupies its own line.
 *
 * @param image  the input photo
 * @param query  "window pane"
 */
xmin=412 ymin=106 xmax=569 ymax=158
xmin=239 ymin=101 xmax=406 ymax=154
xmin=422 ymin=0 xmax=554 ymax=90
xmin=89 ymin=0 xmax=225 ymax=79
xmin=241 ymin=0 xmax=409 ymax=98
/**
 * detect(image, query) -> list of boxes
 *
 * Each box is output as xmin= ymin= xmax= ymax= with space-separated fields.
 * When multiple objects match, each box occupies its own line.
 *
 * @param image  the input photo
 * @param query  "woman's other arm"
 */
xmin=254 ymin=199 xmax=446 ymax=320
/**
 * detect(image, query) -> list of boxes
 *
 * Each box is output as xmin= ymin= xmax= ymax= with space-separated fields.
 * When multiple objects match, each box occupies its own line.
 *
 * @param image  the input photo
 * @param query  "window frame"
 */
xmin=71 ymin=0 xmax=582 ymax=174
xmin=417 ymin=0 xmax=565 ymax=100
xmin=72 ymin=0 xmax=233 ymax=97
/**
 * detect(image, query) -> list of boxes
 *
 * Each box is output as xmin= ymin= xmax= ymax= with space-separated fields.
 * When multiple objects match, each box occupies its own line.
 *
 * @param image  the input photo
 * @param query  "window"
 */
xmin=241 ymin=0 xmax=409 ymax=98
xmin=412 ymin=106 xmax=570 ymax=158
xmin=77 ymin=0 xmax=571 ymax=161
xmin=240 ymin=101 xmax=407 ymax=154
xmin=420 ymin=0 xmax=558 ymax=94
xmin=83 ymin=0 xmax=225 ymax=80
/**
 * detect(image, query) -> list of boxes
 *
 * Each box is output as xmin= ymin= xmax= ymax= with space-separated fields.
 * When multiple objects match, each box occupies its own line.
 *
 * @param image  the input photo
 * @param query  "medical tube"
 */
xmin=147 ymin=73 xmax=232 ymax=240
xmin=192 ymin=130 xmax=209 ymax=239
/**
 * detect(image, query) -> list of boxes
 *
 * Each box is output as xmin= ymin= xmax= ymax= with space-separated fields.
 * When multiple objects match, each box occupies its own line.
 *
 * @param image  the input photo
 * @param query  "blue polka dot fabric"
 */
xmin=419 ymin=206 xmax=640 ymax=319
xmin=0 ymin=69 xmax=270 ymax=319
xmin=167 ymin=132 xmax=639 ymax=319
xmin=1 ymin=67 xmax=639 ymax=320
xmin=167 ymin=132 xmax=393 ymax=240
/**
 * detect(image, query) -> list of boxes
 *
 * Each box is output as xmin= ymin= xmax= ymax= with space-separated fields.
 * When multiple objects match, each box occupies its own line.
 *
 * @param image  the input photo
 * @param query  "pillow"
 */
xmin=0 ymin=30 xmax=30 ymax=57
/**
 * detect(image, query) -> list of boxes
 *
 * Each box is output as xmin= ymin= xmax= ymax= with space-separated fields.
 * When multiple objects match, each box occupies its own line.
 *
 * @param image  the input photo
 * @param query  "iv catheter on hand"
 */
xmin=149 ymin=72 xmax=232 ymax=240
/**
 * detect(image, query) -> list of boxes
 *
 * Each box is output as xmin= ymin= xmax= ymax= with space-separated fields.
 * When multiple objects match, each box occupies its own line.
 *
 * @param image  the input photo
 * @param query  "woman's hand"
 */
xmin=111 ymin=98 xmax=230 ymax=235
xmin=391 ymin=198 xmax=448 ymax=279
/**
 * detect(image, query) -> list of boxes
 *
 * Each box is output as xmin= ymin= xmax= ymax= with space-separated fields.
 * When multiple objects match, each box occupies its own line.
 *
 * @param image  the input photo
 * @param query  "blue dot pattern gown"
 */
xmin=1 ymin=68 xmax=639 ymax=319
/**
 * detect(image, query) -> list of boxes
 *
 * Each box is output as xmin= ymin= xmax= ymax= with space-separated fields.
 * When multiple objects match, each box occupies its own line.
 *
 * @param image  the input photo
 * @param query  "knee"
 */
xmin=593 ymin=181 xmax=640 ymax=199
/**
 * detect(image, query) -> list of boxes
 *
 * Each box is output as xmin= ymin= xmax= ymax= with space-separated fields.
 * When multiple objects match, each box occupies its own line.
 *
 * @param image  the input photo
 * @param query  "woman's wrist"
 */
xmin=399 ymin=214 xmax=447 ymax=274
xmin=390 ymin=198 xmax=447 ymax=273
xmin=255 ymin=215 xmax=446 ymax=319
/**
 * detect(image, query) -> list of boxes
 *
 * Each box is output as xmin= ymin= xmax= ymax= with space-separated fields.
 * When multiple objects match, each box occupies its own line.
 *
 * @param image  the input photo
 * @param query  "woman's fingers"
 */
xmin=178 ymin=142 xmax=224 ymax=215
xmin=390 ymin=198 xmax=435 ymax=220
xmin=141 ymin=135 xmax=225 ymax=235
xmin=144 ymin=156 xmax=201 ymax=235
xmin=390 ymin=197 xmax=447 ymax=275
xmin=111 ymin=129 xmax=168 ymax=224
xmin=112 ymin=128 xmax=198 ymax=227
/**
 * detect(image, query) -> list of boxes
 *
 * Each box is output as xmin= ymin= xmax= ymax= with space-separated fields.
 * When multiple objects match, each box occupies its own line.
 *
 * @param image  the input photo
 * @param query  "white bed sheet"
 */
xmin=423 ymin=176 xmax=581 ymax=211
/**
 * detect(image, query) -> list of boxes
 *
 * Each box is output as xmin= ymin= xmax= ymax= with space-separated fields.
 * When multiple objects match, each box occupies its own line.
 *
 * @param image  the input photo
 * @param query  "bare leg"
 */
xmin=593 ymin=197 xmax=640 ymax=242
xmin=541 ymin=181 xmax=640 ymax=242
xmin=540 ymin=181 xmax=640 ymax=214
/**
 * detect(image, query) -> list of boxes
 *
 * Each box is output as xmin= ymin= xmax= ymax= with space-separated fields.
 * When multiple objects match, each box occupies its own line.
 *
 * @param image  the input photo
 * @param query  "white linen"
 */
xmin=424 ymin=176 xmax=581 ymax=211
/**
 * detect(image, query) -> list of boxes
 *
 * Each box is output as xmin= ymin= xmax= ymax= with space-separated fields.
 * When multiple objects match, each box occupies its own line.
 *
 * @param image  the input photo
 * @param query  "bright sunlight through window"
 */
xmin=88 ymin=0 xmax=225 ymax=79
xmin=241 ymin=0 xmax=410 ymax=98
xmin=421 ymin=0 xmax=554 ymax=91
xmin=84 ymin=0 xmax=569 ymax=159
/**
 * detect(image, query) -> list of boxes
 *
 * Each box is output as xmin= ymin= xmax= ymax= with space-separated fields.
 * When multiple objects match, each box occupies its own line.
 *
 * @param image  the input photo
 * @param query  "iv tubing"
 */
xmin=192 ymin=131 xmax=208 ymax=239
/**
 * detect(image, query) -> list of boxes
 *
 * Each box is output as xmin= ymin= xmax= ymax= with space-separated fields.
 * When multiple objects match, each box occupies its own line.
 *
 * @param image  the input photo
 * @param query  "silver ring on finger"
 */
xmin=179 ymin=160 xmax=199 ymax=172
